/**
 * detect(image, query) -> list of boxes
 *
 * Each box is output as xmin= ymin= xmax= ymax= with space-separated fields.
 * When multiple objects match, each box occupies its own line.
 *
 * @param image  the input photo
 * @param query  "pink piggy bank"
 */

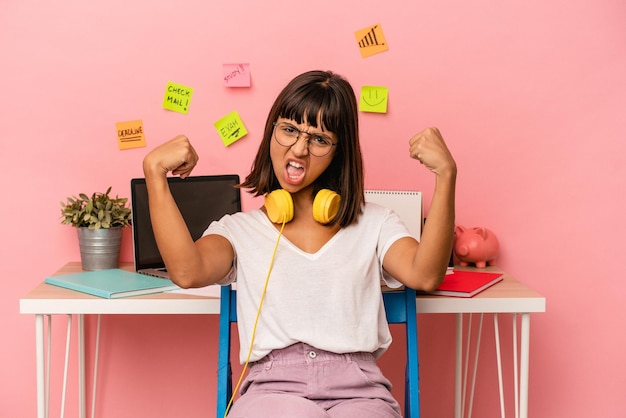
xmin=453 ymin=226 xmax=499 ymax=268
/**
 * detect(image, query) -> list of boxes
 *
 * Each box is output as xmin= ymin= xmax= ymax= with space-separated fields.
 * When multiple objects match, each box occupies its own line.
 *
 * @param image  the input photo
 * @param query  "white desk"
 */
xmin=20 ymin=263 xmax=545 ymax=418
xmin=415 ymin=269 xmax=545 ymax=418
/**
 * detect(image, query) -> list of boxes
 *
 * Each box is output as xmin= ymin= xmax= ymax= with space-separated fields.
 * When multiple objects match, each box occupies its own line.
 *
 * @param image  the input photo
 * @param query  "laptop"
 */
xmin=130 ymin=175 xmax=241 ymax=279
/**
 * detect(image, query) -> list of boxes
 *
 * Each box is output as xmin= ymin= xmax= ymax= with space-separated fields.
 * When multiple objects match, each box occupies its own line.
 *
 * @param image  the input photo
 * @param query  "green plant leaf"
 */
xmin=60 ymin=187 xmax=132 ymax=228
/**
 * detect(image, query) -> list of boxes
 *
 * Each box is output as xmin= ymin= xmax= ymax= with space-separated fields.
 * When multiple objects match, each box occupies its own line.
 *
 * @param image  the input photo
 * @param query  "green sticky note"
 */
xmin=214 ymin=111 xmax=248 ymax=146
xmin=162 ymin=82 xmax=194 ymax=114
xmin=360 ymin=86 xmax=388 ymax=113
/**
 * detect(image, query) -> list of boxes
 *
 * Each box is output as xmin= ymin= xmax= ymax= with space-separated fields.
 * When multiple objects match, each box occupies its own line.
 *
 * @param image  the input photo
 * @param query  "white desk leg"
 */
xmin=91 ymin=315 xmax=102 ymax=418
xmin=513 ymin=314 xmax=519 ymax=418
xmin=60 ymin=315 xmax=73 ymax=418
xmin=461 ymin=314 xmax=471 ymax=417
xmin=519 ymin=314 xmax=530 ymax=418
xmin=46 ymin=315 xmax=52 ymax=418
xmin=35 ymin=315 xmax=45 ymax=418
xmin=455 ymin=313 xmax=463 ymax=418
xmin=78 ymin=314 xmax=86 ymax=418
xmin=468 ymin=314 xmax=484 ymax=418
xmin=494 ymin=314 xmax=505 ymax=418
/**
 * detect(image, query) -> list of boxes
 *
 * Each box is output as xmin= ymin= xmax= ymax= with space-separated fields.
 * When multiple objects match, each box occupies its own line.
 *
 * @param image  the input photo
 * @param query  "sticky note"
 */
xmin=116 ymin=120 xmax=146 ymax=150
xmin=214 ymin=111 xmax=248 ymax=146
xmin=354 ymin=24 xmax=389 ymax=58
xmin=162 ymin=82 xmax=194 ymax=114
xmin=359 ymin=86 xmax=389 ymax=113
xmin=223 ymin=63 xmax=251 ymax=87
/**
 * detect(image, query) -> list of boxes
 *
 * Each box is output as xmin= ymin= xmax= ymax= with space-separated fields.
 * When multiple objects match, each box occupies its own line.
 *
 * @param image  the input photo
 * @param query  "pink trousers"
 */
xmin=227 ymin=343 xmax=402 ymax=418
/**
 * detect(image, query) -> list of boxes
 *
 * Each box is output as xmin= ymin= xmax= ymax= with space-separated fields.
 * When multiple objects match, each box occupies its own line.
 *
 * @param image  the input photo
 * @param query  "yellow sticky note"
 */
xmin=360 ymin=86 xmax=389 ymax=113
xmin=214 ymin=111 xmax=248 ymax=146
xmin=162 ymin=82 xmax=194 ymax=114
xmin=354 ymin=24 xmax=389 ymax=58
xmin=116 ymin=120 xmax=146 ymax=150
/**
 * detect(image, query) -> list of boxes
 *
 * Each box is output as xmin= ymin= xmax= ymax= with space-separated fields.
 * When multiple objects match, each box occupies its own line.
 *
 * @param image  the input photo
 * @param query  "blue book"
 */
xmin=45 ymin=269 xmax=180 ymax=299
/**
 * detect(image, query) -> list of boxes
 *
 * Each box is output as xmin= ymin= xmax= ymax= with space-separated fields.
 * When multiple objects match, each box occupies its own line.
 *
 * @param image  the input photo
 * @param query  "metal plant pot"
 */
xmin=76 ymin=227 xmax=123 ymax=271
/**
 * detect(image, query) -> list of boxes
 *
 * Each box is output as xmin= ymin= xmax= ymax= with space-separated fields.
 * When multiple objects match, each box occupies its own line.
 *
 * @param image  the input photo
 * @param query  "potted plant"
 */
xmin=60 ymin=187 xmax=132 ymax=271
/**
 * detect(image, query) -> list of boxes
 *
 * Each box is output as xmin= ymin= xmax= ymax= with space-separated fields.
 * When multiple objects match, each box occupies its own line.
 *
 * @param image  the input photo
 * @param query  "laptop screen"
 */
xmin=130 ymin=175 xmax=241 ymax=271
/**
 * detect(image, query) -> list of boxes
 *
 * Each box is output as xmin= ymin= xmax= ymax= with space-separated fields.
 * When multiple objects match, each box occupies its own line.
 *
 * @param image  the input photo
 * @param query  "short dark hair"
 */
xmin=240 ymin=70 xmax=364 ymax=227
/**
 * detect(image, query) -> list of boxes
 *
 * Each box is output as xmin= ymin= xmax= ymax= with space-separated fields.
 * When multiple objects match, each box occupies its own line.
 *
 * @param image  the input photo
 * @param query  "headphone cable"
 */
xmin=224 ymin=219 xmax=286 ymax=417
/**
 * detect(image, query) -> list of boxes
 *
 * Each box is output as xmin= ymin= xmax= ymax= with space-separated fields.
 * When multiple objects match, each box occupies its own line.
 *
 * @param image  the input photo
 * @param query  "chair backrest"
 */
xmin=216 ymin=285 xmax=420 ymax=417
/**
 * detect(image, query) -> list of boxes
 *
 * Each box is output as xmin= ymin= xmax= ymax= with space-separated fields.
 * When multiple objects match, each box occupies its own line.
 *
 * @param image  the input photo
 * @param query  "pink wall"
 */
xmin=2 ymin=0 xmax=625 ymax=416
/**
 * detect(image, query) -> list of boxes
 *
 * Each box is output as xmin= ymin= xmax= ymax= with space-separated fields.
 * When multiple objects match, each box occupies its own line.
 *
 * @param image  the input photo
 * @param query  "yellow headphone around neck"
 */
xmin=225 ymin=187 xmax=339 ymax=416
xmin=264 ymin=189 xmax=341 ymax=225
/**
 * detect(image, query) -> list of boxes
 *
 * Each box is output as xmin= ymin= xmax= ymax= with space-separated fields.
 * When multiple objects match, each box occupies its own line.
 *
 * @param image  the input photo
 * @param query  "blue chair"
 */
xmin=216 ymin=285 xmax=420 ymax=417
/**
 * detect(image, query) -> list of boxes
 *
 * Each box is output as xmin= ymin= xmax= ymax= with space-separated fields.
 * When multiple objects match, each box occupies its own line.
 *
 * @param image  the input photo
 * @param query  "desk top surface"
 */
xmin=20 ymin=262 xmax=545 ymax=315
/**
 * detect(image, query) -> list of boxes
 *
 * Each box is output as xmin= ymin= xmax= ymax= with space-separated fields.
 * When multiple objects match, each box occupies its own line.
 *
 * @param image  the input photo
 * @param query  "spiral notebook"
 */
xmin=364 ymin=190 xmax=422 ymax=238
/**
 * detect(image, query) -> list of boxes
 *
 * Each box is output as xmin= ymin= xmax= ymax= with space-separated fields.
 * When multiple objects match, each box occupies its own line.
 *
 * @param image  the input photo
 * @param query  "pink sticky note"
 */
xmin=223 ymin=64 xmax=251 ymax=87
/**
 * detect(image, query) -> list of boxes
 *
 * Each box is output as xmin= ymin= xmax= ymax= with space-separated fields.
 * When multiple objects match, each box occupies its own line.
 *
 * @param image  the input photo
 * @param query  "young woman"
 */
xmin=142 ymin=70 xmax=456 ymax=418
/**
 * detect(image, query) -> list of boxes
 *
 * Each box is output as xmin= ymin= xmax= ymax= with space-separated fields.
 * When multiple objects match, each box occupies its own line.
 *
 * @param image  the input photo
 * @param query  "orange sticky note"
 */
xmin=354 ymin=23 xmax=388 ymax=58
xmin=116 ymin=120 xmax=146 ymax=150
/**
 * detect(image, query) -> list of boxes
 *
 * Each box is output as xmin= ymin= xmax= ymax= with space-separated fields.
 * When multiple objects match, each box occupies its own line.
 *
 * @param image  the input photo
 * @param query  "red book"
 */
xmin=432 ymin=270 xmax=504 ymax=298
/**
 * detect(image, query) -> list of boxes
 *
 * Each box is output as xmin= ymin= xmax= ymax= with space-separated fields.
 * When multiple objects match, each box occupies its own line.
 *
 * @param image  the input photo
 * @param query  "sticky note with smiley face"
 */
xmin=360 ymin=86 xmax=389 ymax=113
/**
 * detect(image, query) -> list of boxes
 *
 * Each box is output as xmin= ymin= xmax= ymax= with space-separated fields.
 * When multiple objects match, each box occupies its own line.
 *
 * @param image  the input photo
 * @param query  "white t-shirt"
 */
xmin=204 ymin=202 xmax=413 ymax=363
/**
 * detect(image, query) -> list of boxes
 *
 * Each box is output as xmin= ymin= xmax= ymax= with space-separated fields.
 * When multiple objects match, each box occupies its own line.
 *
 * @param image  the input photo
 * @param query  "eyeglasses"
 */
xmin=273 ymin=122 xmax=337 ymax=157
